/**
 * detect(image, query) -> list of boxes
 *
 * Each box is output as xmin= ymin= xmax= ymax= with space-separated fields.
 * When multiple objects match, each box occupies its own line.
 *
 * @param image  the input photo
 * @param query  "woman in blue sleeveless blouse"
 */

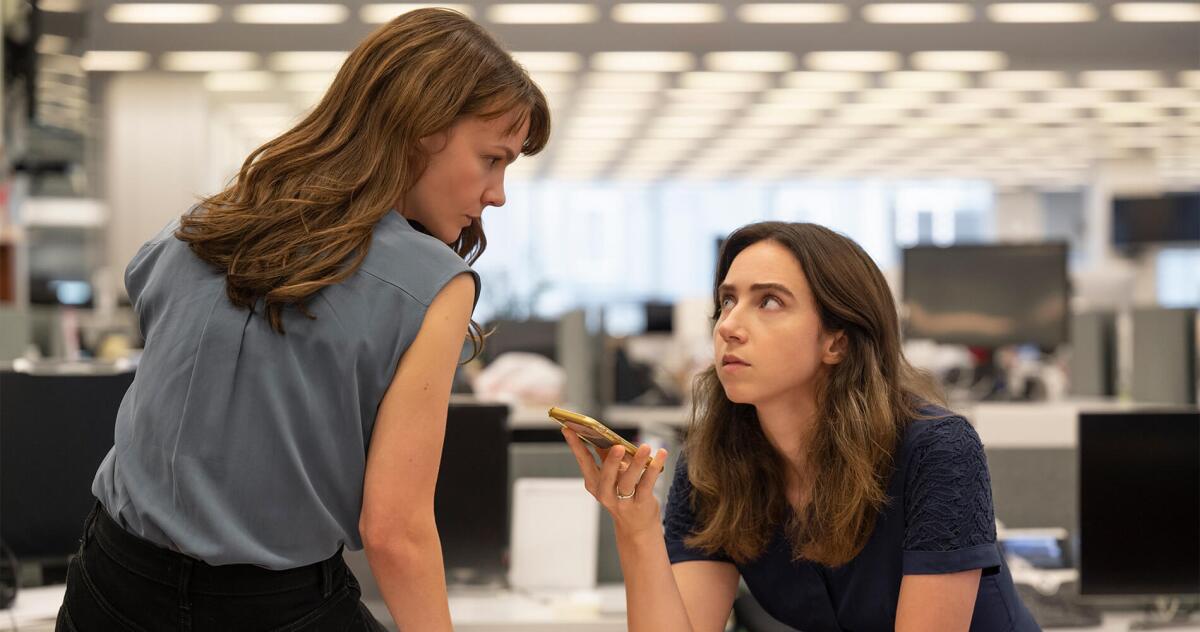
xmin=565 ymin=222 xmax=1040 ymax=632
xmin=58 ymin=9 xmax=549 ymax=632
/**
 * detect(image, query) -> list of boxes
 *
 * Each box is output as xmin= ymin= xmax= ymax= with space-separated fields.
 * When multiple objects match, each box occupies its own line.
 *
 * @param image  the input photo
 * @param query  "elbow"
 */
xmin=360 ymin=513 xmax=440 ymax=557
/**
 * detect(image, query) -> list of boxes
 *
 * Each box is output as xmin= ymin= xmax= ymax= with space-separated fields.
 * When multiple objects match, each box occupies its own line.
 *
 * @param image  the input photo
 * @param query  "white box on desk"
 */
xmin=509 ymin=478 xmax=599 ymax=591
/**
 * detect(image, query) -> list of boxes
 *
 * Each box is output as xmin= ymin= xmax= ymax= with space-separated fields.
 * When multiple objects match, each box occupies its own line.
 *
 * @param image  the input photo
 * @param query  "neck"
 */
xmin=754 ymin=387 xmax=819 ymax=477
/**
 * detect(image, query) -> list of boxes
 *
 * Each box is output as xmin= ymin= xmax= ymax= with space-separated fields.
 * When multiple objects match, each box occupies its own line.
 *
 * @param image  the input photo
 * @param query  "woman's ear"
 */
xmin=822 ymin=330 xmax=847 ymax=365
xmin=418 ymin=130 xmax=449 ymax=154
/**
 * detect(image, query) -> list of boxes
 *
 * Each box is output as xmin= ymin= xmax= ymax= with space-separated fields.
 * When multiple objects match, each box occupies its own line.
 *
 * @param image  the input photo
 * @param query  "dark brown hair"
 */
xmin=177 ymin=8 xmax=550 ymax=351
xmin=685 ymin=221 xmax=943 ymax=567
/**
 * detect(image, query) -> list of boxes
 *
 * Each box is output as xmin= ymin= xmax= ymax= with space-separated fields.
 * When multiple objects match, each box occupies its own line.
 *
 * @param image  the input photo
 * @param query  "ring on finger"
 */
xmin=616 ymin=487 xmax=635 ymax=500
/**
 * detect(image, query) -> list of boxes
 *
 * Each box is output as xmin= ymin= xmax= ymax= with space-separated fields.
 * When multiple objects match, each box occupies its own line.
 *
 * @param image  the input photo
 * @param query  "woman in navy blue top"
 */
xmin=563 ymin=221 xmax=1039 ymax=632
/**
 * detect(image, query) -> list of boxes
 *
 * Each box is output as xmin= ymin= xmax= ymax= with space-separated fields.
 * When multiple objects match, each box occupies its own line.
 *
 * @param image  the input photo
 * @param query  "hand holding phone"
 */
xmin=547 ymin=407 xmax=650 ymax=467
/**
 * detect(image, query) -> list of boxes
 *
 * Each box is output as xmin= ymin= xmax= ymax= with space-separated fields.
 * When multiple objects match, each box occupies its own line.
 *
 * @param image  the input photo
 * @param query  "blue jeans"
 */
xmin=56 ymin=502 xmax=387 ymax=631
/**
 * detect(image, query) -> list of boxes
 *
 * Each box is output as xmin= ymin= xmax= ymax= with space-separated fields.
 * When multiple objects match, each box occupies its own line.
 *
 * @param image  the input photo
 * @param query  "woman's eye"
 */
xmin=719 ymin=295 xmax=735 ymax=309
xmin=761 ymin=295 xmax=782 ymax=309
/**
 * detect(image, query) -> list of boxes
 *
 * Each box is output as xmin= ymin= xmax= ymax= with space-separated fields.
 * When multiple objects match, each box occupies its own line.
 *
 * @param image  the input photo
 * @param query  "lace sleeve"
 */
xmin=902 ymin=416 xmax=1001 ymax=575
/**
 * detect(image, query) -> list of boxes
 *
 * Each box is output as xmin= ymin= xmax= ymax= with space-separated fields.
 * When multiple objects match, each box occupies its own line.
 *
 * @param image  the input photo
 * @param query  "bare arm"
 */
xmin=895 ymin=570 xmax=982 ymax=632
xmin=563 ymin=430 xmax=740 ymax=632
xmin=359 ymin=272 xmax=476 ymax=632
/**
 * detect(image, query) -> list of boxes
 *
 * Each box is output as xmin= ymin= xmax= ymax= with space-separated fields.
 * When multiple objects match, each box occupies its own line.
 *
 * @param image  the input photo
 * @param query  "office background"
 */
xmin=0 ymin=1 xmax=1198 ymax=630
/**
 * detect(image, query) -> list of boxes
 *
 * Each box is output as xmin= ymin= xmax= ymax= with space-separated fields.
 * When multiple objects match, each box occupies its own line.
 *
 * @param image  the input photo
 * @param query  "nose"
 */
xmin=716 ymin=306 xmax=747 ymax=344
xmin=482 ymin=178 xmax=506 ymax=209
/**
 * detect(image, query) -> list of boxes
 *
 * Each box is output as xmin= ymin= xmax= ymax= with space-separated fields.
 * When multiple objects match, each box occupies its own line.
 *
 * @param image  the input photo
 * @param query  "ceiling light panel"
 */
xmin=591 ymin=52 xmax=695 ymax=72
xmin=863 ymin=3 xmax=974 ymax=23
xmin=983 ymin=71 xmax=1067 ymax=90
xmin=160 ymin=51 xmax=259 ymax=72
xmin=232 ymin=4 xmax=349 ymax=24
xmin=911 ymin=50 xmax=1007 ymax=71
xmin=82 ymin=51 xmax=151 ymax=72
xmin=1113 ymin=2 xmax=1200 ymax=22
xmin=805 ymin=51 xmax=901 ymax=72
xmin=705 ymin=51 xmax=796 ymax=72
xmin=679 ymin=72 xmax=771 ymax=91
xmin=987 ymin=3 xmax=1098 ymax=22
xmin=361 ymin=4 xmax=475 ymax=22
xmin=1080 ymin=70 xmax=1163 ymax=90
xmin=883 ymin=71 xmax=969 ymax=90
xmin=782 ymin=71 xmax=870 ymax=90
xmin=204 ymin=71 xmax=274 ymax=91
xmin=583 ymin=72 xmax=667 ymax=91
xmin=511 ymin=51 xmax=583 ymax=72
xmin=612 ymin=3 xmax=724 ymax=23
xmin=488 ymin=3 xmax=599 ymax=23
xmin=106 ymin=3 xmax=220 ymax=23
xmin=737 ymin=3 xmax=848 ymax=22
xmin=268 ymin=51 xmax=348 ymax=72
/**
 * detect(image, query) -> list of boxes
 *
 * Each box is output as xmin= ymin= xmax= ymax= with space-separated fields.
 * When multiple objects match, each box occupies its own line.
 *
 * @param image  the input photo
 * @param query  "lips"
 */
xmin=721 ymin=354 xmax=749 ymax=367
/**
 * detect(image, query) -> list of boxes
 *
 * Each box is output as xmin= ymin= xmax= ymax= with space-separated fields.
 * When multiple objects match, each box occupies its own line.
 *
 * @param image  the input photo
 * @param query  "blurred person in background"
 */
xmin=57 ymin=9 xmax=548 ymax=631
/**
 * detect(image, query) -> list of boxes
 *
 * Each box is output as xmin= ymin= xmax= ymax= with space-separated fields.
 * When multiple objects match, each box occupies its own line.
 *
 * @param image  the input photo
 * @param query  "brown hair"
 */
xmin=177 ymin=8 xmax=550 ymax=350
xmin=685 ymin=222 xmax=943 ymax=567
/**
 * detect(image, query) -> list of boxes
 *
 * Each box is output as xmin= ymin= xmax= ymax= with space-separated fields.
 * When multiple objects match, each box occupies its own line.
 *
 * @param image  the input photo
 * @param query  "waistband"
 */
xmin=86 ymin=501 xmax=345 ymax=596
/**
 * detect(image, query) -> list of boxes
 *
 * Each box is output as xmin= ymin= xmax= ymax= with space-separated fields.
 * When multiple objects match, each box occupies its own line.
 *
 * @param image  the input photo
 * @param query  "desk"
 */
xmin=5 ymin=584 xmax=1200 ymax=631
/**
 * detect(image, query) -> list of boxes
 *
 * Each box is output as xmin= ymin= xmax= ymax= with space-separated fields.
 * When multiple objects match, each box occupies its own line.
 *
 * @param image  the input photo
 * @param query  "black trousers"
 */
xmin=56 ymin=502 xmax=387 ymax=631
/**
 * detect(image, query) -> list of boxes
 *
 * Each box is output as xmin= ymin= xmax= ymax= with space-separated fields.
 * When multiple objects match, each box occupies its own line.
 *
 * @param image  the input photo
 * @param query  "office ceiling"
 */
xmin=57 ymin=2 xmax=1200 ymax=184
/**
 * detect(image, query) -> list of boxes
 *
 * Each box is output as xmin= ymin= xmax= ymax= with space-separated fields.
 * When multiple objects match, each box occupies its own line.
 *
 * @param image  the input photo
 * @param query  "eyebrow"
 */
xmin=717 ymin=282 xmax=796 ymax=299
xmin=492 ymin=145 xmax=518 ymax=163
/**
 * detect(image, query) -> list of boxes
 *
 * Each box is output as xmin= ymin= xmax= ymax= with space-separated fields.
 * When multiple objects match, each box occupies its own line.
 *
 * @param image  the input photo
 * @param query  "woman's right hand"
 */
xmin=562 ymin=427 xmax=669 ymax=539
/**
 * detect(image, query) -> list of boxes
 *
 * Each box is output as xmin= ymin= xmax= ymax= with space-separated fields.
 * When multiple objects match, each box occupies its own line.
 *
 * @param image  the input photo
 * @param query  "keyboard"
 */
xmin=1015 ymin=583 xmax=1103 ymax=629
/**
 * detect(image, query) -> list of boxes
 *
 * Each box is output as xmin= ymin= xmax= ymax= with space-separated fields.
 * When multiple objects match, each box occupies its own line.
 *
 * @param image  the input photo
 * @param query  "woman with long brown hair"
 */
xmin=57 ymin=8 xmax=547 ymax=631
xmin=565 ymin=222 xmax=1038 ymax=631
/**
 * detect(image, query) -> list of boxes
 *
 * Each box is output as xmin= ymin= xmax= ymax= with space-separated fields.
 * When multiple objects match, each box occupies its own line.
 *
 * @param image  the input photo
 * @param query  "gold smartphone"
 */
xmin=548 ymin=406 xmax=649 ymax=465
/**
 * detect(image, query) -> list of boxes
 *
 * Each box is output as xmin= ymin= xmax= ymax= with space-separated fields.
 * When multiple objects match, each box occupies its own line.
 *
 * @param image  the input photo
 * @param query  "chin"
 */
xmin=720 ymin=382 xmax=755 ymax=405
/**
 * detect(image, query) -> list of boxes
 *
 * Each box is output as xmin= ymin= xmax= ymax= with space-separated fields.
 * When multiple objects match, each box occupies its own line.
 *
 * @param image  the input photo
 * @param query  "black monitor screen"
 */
xmin=1079 ymin=411 xmax=1200 ymax=596
xmin=1113 ymin=193 xmax=1200 ymax=248
xmin=0 ymin=370 xmax=133 ymax=558
xmin=435 ymin=402 xmax=509 ymax=585
xmin=902 ymin=243 xmax=1069 ymax=348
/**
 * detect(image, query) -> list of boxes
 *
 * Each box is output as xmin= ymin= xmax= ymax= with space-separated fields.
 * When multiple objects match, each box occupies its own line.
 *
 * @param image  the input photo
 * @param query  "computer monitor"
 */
xmin=480 ymin=319 xmax=557 ymax=363
xmin=435 ymin=402 xmax=510 ymax=586
xmin=1078 ymin=410 xmax=1200 ymax=596
xmin=1112 ymin=193 xmax=1200 ymax=249
xmin=0 ymin=368 xmax=133 ymax=560
xmin=902 ymin=243 xmax=1070 ymax=348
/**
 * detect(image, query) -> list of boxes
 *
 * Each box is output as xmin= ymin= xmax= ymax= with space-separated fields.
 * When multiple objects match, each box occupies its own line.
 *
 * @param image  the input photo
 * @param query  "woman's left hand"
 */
xmin=561 ymin=428 xmax=669 ymax=540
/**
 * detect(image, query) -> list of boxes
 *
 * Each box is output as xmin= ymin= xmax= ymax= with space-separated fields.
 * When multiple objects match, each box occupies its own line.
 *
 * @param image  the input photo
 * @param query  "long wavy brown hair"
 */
xmin=685 ymin=222 xmax=943 ymax=567
xmin=177 ymin=8 xmax=550 ymax=349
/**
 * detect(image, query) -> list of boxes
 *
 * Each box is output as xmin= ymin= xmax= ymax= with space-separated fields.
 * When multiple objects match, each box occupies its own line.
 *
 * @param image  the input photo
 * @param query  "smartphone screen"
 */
xmin=559 ymin=419 xmax=621 ymax=450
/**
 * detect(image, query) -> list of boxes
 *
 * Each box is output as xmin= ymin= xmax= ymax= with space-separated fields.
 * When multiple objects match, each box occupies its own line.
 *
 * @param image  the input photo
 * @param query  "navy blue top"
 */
xmin=664 ymin=407 xmax=1040 ymax=632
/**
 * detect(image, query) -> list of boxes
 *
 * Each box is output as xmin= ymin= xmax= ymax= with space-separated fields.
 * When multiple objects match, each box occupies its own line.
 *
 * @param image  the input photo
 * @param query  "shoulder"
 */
xmin=900 ymin=403 xmax=982 ymax=460
xmin=360 ymin=211 xmax=480 ymax=308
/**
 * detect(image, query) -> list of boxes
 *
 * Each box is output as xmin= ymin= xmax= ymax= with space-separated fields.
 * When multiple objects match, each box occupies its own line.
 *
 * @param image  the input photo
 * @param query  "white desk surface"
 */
xmin=5 ymin=584 xmax=1199 ymax=632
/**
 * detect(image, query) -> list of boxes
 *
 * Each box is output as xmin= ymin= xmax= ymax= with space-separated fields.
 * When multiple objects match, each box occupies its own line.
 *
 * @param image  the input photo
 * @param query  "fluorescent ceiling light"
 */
xmin=1113 ymin=2 xmax=1200 ymax=22
xmin=737 ymin=3 xmax=847 ymax=22
xmin=511 ymin=52 xmax=583 ymax=72
xmin=983 ymin=71 xmax=1066 ymax=89
xmin=764 ymin=90 xmax=842 ymax=106
xmin=782 ymin=71 xmax=869 ymax=90
xmin=612 ymin=3 xmax=724 ymax=23
xmin=1098 ymin=103 xmax=1165 ymax=123
xmin=41 ymin=0 xmax=83 ymax=11
xmin=488 ymin=3 xmax=599 ymax=23
xmin=233 ymin=4 xmax=349 ymax=23
xmin=37 ymin=35 xmax=70 ymax=55
xmin=591 ymin=52 xmax=694 ymax=72
xmin=1139 ymin=88 xmax=1200 ymax=104
xmin=282 ymin=72 xmax=337 ymax=91
xmin=805 ymin=51 xmax=900 ymax=72
xmin=884 ymin=71 xmax=969 ymax=90
xmin=106 ymin=3 xmax=220 ymax=23
xmin=704 ymin=52 xmax=796 ymax=72
xmin=161 ymin=52 xmax=259 ymax=72
xmin=950 ymin=90 xmax=1025 ymax=105
xmin=858 ymin=89 xmax=936 ymax=106
xmin=361 ymin=4 xmax=475 ymax=22
xmin=679 ymin=72 xmax=770 ymax=91
xmin=575 ymin=91 xmax=658 ymax=109
xmin=911 ymin=51 xmax=1007 ymax=71
xmin=1040 ymin=88 xmax=1117 ymax=105
xmin=863 ymin=3 xmax=973 ymax=23
xmin=204 ymin=71 xmax=275 ymax=91
xmin=268 ymin=51 xmax=349 ymax=72
xmin=1182 ymin=71 xmax=1200 ymax=89
xmin=81 ymin=51 xmax=151 ymax=72
xmin=987 ymin=3 xmax=1097 ymax=22
xmin=1080 ymin=70 xmax=1163 ymax=90
xmin=664 ymin=91 xmax=750 ymax=107
xmin=583 ymin=72 xmax=666 ymax=91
